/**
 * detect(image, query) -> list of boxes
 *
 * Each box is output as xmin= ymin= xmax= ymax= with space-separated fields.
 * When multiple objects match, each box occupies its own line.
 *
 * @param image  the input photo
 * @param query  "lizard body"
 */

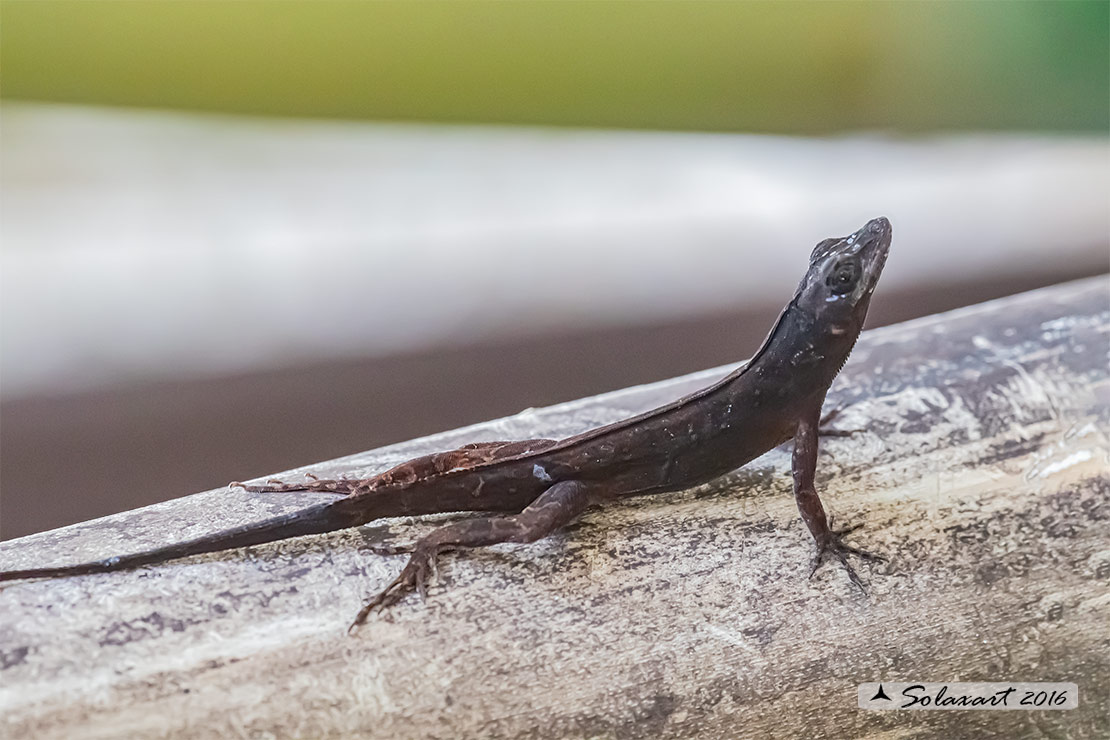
xmin=0 ymin=217 xmax=892 ymax=631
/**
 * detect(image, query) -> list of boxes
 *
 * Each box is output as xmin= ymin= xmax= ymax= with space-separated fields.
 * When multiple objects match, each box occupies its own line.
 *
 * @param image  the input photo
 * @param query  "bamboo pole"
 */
xmin=1 ymin=277 xmax=1107 ymax=739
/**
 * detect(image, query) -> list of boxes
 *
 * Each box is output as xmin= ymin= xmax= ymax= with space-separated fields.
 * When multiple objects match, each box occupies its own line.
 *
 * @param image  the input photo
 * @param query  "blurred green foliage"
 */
xmin=1 ymin=0 xmax=1106 ymax=133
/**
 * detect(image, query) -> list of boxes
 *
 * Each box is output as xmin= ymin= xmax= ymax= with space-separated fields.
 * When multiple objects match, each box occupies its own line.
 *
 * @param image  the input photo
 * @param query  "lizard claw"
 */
xmin=809 ymin=523 xmax=885 ymax=593
xmin=348 ymin=546 xmax=440 ymax=634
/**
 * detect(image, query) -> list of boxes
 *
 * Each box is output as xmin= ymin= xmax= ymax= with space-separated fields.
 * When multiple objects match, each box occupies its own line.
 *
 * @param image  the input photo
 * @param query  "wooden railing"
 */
xmin=1 ymin=276 xmax=1106 ymax=738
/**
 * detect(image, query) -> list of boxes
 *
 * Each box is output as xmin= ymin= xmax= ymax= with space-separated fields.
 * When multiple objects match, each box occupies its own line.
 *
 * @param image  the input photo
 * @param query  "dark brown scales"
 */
xmin=0 ymin=218 xmax=893 ymax=632
xmin=240 ymin=439 xmax=559 ymax=496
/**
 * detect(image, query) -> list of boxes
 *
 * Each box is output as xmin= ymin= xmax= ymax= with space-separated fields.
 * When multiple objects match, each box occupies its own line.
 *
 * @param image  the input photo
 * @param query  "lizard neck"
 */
xmin=743 ymin=301 xmax=862 ymax=396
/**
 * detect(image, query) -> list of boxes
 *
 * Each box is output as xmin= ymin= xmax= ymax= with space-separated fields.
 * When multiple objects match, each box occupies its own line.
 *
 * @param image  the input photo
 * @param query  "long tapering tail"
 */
xmin=0 ymin=495 xmax=374 ymax=582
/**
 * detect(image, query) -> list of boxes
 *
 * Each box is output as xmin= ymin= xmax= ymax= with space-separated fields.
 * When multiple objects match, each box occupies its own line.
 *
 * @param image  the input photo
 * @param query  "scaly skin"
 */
xmin=1 ymin=218 xmax=892 ymax=632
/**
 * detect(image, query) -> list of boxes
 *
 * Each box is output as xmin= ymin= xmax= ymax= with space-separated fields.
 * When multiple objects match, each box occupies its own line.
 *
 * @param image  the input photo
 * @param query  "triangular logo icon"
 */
xmin=870 ymin=684 xmax=892 ymax=701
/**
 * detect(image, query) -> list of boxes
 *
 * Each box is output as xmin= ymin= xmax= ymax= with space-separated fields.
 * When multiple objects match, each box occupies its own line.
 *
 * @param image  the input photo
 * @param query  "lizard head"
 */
xmin=794 ymin=216 xmax=891 ymax=335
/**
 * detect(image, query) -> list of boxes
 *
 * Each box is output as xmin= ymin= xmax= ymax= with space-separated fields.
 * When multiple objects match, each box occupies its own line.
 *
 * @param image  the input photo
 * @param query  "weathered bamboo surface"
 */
xmin=1 ymin=277 xmax=1107 ymax=739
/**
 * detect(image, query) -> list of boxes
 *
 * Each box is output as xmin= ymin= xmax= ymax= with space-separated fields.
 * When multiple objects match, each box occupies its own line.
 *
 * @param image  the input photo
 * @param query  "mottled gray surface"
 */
xmin=1 ymin=277 xmax=1107 ymax=739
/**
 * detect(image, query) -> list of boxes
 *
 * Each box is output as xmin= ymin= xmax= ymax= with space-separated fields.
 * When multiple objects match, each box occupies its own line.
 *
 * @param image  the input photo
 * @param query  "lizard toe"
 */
xmin=810 ymin=527 xmax=884 ymax=594
xmin=348 ymin=546 xmax=441 ymax=633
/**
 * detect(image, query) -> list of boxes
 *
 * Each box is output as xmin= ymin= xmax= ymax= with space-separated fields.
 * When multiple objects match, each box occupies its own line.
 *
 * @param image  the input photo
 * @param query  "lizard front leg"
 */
xmin=350 ymin=479 xmax=592 ymax=631
xmin=793 ymin=404 xmax=884 ymax=591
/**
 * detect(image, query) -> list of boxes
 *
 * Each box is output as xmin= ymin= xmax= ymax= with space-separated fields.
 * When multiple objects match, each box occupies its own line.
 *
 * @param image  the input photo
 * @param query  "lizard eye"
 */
xmin=826 ymin=261 xmax=859 ymax=294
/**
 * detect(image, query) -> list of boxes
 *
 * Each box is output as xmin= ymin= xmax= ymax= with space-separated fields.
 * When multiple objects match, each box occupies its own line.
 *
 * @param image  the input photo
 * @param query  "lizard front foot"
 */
xmin=366 ymin=543 xmax=417 ymax=556
xmin=817 ymin=406 xmax=864 ymax=437
xmin=809 ymin=522 xmax=885 ymax=593
xmin=348 ymin=545 xmax=441 ymax=633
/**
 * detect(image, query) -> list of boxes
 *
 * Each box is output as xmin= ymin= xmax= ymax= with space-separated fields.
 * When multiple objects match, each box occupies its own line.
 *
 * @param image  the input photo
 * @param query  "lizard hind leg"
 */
xmin=231 ymin=473 xmax=370 ymax=495
xmin=349 ymin=479 xmax=592 ymax=632
xmin=231 ymin=439 xmax=559 ymax=496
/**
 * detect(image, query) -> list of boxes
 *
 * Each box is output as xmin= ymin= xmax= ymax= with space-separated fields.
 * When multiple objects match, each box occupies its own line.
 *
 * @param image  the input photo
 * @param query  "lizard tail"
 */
xmin=0 ymin=495 xmax=374 ymax=582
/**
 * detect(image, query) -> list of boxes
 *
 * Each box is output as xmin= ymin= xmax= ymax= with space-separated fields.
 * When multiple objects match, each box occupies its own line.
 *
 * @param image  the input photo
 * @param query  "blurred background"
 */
xmin=1 ymin=1 xmax=1107 ymax=540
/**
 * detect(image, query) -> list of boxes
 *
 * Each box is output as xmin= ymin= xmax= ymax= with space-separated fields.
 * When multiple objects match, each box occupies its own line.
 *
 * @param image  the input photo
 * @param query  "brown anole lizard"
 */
xmin=0 ymin=217 xmax=892 ymax=632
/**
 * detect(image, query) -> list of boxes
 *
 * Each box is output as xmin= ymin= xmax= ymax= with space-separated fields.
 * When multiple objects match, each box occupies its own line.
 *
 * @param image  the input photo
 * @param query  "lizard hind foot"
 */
xmin=346 ymin=479 xmax=592 ymax=634
xmin=348 ymin=546 xmax=440 ymax=634
xmin=808 ymin=523 xmax=886 ymax=594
